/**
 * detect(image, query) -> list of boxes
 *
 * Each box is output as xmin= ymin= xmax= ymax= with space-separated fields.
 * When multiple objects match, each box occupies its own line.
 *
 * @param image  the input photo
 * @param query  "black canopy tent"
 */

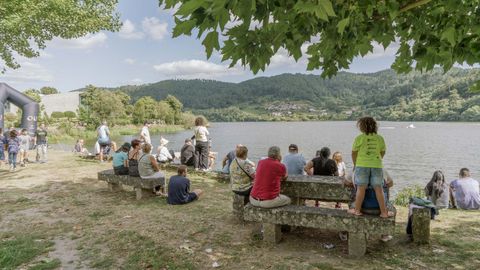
xmin=0 ymin=83 xmax=39 ymax=135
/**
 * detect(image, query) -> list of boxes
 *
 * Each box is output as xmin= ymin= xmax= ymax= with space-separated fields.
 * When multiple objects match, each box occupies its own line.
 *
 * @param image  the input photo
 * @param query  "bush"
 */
xmin=51 ymin=111 xmax=65 ymax=119
xmin=393 ymin=185 xmax=425 ymax=207
xmin=64 ymin=111 xmax=76 ymax=119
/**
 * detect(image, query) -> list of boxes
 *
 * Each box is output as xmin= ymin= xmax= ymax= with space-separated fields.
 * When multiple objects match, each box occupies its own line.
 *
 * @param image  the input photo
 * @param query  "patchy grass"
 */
xmin=0 ymin=150 xmax=480 ymax=269
xmin=0 ymin=235 xmax=53 ymax=270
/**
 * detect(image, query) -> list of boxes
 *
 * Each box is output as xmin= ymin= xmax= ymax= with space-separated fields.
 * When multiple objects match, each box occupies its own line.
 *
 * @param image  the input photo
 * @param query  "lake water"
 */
xmin=55 ymin=121 xmax=480 ymax=193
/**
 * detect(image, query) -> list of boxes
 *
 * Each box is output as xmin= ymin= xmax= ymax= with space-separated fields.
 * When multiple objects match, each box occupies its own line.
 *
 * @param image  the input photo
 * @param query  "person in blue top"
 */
xmin=112 ymin=142 xmax=131 ymax=175
xmin=282 ymin=144 xmax=306 ymax=175
xmin=7 ymin=129 xmax=20 ymax=172
xmin=167 ymin=165 xmax=204 ymax=205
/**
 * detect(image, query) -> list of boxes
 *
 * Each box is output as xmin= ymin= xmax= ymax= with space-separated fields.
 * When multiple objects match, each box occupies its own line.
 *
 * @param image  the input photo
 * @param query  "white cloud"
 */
xmin=52 ymin=33 xmax=108 ymax=49
xmin=153 ymin=60 xmax=242 ymax=79
xmin=119 ymin=19 xmax=145 ymax=40
xmin=3 ymin=61 xmax=53 ymax=83
xmin=124 ymin=58 xmax=136 ymax=65
xmin=142 ymin=17 xmax=168 ymax=40
xmin=130 ymin=78 xmax=144 ymax=85
xmin=363 ymin=42 xmax=399 ymax=59
xmin=270 ymin=44 xmax=311 ymax=68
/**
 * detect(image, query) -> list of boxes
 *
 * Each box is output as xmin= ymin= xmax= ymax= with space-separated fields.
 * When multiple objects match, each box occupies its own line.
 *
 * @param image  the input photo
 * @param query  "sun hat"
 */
xmin=160 ymin=137 xmax=169 ymax=146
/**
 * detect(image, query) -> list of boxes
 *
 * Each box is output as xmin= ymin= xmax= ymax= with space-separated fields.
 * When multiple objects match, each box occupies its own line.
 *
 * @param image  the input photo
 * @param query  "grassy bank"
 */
xmin=46 ymin=124 xmax=186 ymax=143
xmin=1 ymin=151 xmax=479 ymax=269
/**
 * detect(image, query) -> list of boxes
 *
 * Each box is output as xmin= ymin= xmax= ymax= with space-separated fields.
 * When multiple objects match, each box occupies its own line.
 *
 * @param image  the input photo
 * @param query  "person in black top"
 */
xmin=304 ymin=147 xmax=339 ymax=207
xmin=167 ymin=165 xmax=204 ymax=205
xmin=304 ymin=147 xmax=338 ymax=176
xmin=180 ymin=138 xmax=195 ymax=166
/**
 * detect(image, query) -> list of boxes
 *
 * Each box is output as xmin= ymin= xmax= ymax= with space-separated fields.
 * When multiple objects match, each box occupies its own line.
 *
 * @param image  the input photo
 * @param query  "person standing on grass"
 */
xmin=167 ymin=165 xmax=204 ymax=205
xmin=96 ymin=120 xmax=110 ymax=163
xmin=250 ymin=146 xmax=291 ymax=208
xmin=349 ymin=117 xmax=394 ymax=218
xmin=18 ymin=129 xmax=31 ymax=167
xmin=425 ymin=170 xmax=450 ymax=209
xmin=7 ymin=129 xmax=20 ymax=172
xmin=450 ymin=168 xmax=480 ymax=210
xmin=193 ymin=117 xmax=209 ymax=171
xmin=140 ymin=121 xmax=152 ymax=145
xmin=34 ymin=123 xmax=48 ymax=163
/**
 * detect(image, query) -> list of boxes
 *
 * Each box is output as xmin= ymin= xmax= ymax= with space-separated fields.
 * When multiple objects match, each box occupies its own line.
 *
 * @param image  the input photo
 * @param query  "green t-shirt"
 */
xmin=352 ymin=133 xmax=386 ymax=168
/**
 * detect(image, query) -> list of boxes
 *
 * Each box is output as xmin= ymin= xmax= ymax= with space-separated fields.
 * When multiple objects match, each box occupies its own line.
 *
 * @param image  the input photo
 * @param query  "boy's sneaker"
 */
xmin=9 ymin=165 xmax=14 ymax=172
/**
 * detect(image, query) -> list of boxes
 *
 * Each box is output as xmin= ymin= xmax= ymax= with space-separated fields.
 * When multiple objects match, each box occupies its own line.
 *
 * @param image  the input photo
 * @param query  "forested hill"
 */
xmin=84 ymin=68 xmax=480 ymax=122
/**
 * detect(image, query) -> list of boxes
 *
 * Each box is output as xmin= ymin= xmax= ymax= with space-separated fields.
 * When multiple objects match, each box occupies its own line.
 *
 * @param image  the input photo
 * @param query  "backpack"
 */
xmin=128 ymin=153 xmax=145 ymax=177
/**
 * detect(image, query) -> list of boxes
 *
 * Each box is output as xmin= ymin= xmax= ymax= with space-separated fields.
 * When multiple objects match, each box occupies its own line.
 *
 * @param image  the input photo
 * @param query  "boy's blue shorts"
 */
xmin=355 ymin=167 xmax=384 ymax=187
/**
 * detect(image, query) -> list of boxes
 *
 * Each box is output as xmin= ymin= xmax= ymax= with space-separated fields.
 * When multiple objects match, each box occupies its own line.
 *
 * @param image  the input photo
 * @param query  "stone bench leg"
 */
xmin=412 ymin=208 xmax=431 ymax=244
xmin=108 ymin=183 xmax=122 ymax=192
xmin=136 ymin=188 xmax=154 ymax=200
xmin=232 ymin=194 xmax=247 ymax=221
xmin=263 ymin=223 xmax=282 ymax=244
xmin=348 ymin=232 xmax=367 ymax=257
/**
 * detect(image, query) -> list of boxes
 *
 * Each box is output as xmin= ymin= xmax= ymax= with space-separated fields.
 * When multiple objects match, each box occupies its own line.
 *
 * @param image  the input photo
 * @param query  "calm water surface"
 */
xmin=56 ymin=121 xmax=480 ymax=193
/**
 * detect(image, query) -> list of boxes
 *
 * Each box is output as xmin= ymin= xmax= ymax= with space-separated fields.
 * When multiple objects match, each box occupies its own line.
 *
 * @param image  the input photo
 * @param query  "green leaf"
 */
xmin=469 ymin=80 xmax=480 ymax=93
xmin=172 ymin=18 xmax=197 ymax=37
xmin=319 ymin=0 xmax=335 ymax=17
xmin=176 ymin=0 xmax=205 ymax=17
xmin=202 ymin=31 xmax=220 ymax=59
xmin=441 ymin=27 xmax=456 ymax=47
xmin=337 ymin=18 xmax=349 ymax=34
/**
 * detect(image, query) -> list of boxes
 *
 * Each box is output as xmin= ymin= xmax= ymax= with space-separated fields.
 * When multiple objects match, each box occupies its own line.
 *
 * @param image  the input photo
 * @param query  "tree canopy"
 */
xmin=0 ymin=0 xmax=120 ymax=71
xmin=40 ymin=86 xmax=59 ymax=95
xmin=160 ymin=0 xmax=480 ymax=91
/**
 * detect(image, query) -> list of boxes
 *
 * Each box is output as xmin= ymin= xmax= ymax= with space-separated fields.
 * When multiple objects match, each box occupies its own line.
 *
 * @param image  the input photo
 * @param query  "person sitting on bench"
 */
xmin=139 ymin=143 xmax=166 ymax=195
xmin=230 ymin=145 xmax=256 ymax=204
xmin=112 ymin=142 xmax=131 ymax=175
xmin=250 ymin=146 xmax=291 ymax=208
xmin=167 ymin=165 xmax=203 ymax=205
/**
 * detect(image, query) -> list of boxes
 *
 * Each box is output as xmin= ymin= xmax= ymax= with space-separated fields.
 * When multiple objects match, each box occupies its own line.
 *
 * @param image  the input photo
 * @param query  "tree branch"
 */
xmin=399 ymin=0 xmax=433 ymax=13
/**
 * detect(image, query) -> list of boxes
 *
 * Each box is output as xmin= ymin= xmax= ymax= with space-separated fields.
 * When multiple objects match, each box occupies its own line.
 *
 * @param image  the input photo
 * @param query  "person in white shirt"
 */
xmin=140 ymin=121 xmax=152 ymax=145
xmin=333 ymin=151 xmax=347 ymax=177
xmin=156 ymin=137 xmax=173 ymax=163
xmin=193 ymin=117 xmax=210 ymax=171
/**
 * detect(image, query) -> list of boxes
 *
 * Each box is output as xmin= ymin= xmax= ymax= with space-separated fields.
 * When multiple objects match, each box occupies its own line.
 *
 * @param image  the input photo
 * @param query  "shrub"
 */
xmin=393 ymin=185 xmax=425 ymax=207
xmin=64 ymin=111 xmax=76 ymax=119
xmin=51 ymin=111 xmax=65 ymax=119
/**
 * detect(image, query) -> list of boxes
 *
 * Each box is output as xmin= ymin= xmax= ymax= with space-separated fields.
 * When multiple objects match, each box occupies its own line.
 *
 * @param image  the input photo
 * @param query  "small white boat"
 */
xmin=406 ymin=124 xmax=416 ymax=129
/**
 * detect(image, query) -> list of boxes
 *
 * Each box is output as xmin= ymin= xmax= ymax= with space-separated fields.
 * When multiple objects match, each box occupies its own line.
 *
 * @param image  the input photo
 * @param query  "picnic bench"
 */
xmin=233 ymin=175 xmax=396 ymax=257
xmin=97 ymin=170 xmax=165 ymax=200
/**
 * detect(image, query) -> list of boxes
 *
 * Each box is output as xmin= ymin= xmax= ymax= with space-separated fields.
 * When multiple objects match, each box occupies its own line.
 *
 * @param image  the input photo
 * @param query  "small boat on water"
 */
xmin=406 ymin=124 xmax=416 ymax=129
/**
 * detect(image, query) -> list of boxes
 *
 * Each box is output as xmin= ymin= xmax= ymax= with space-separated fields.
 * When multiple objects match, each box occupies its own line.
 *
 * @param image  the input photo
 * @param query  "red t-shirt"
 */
xmin=251 ymin=158 xmax=287 ymax=200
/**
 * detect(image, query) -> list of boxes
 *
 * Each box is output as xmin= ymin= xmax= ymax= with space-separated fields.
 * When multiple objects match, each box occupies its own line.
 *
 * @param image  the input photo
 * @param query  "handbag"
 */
xmin=128 ymin=152 xmax=144 ymax=177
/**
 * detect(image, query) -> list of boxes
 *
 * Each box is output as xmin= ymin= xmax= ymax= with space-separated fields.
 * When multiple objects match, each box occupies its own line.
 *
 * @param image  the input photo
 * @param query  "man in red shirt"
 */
xmin=250 ymin=146 xmax=291 ymax=208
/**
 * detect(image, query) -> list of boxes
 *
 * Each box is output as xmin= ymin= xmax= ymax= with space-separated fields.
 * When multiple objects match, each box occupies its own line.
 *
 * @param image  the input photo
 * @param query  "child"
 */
xmin=7 ymin=129 xmax=20 ymax=172
xmin=18 ymin=129 xmax=31 ymax=167
xmin=348 ymin=117 xmax=393 ymax=218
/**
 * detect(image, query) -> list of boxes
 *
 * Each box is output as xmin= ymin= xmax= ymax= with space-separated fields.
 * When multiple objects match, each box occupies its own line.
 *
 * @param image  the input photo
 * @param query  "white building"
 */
xmin=4 ymin=92 xmax=81 ymax=116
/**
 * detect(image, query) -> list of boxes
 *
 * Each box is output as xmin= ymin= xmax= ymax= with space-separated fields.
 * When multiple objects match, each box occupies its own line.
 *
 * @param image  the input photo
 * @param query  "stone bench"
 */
xmin=97 ymin=169 xmax=165 ymax=200
xmin=232 ymin=175 xmax=353 ymax=220
xmin=243 ymin=204 xmax=396 ymax=256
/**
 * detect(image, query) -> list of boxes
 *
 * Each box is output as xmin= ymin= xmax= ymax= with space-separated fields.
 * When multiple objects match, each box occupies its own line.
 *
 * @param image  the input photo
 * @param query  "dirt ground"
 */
xmin=1 ymin=150 xmax=479 ymax=270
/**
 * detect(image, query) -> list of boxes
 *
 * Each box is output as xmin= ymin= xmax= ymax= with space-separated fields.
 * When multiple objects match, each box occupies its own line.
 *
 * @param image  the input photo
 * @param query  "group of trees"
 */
xmin=78 ymin=85 xmax=195 ymax=130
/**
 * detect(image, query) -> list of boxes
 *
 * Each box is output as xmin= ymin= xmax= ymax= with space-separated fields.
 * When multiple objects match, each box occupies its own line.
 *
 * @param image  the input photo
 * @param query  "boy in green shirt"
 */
xmin=348 ymin=117 xmax=394 ymax=218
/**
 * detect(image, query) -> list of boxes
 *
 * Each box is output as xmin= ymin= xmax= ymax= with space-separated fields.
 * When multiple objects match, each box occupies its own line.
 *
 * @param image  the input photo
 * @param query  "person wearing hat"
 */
xmin=156 ymin=137 xmax=173 ymax=163
xmin=282 ymin=144 xmax=306 ymax=176
xmin=112 ymin=142 xmax=131 ymax=175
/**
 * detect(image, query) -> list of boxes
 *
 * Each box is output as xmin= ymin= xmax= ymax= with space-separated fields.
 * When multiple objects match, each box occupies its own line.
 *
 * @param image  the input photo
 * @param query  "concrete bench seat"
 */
xmin=243 ymin=204 xmax=396 ymax=256
xmin=98 ymin=169 xmax=164 ymax=200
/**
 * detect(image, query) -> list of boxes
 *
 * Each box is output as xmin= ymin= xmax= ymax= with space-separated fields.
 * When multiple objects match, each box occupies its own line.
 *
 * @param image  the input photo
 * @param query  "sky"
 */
xmin=1 ymin=0 xmax=399 ymax=92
